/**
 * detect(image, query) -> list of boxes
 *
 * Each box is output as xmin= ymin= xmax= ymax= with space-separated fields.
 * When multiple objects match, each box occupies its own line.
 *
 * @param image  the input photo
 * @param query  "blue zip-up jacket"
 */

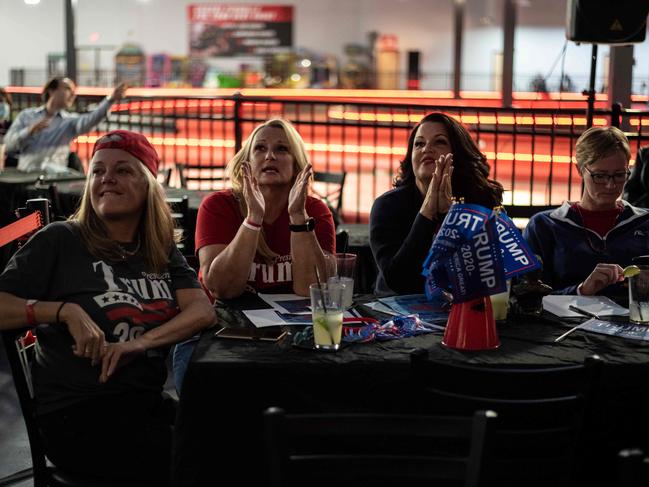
xmin=523 ymin=201 xmax=649 ymax=298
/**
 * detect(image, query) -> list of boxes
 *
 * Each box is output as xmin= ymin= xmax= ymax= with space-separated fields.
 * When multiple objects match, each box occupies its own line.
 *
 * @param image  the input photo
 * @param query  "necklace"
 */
xmin=116 ymin=235 xmax=141 ymax=259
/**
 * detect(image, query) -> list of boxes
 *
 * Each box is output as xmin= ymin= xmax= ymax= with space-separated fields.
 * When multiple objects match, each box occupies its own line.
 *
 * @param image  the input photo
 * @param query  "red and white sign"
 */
xmin=189 ymin=4 xmax=293 ymax=57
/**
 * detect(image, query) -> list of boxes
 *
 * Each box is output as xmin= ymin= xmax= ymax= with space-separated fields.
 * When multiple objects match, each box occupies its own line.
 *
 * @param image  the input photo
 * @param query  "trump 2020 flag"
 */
xmin=495 ymin=210 xmax=541 ymax=278
xmin=423 ymin=204 xmax=507 ymax=303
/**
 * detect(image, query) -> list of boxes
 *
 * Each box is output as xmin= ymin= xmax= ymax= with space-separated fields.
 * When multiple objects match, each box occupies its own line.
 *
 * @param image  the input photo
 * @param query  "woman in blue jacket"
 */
xmin=524 ymin=126 xmax=649 ymax=299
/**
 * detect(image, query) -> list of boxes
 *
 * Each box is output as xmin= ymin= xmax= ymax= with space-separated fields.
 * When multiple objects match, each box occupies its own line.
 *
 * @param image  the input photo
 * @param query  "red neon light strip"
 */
xmin=0 ymin=212 xmax=42 ymax=249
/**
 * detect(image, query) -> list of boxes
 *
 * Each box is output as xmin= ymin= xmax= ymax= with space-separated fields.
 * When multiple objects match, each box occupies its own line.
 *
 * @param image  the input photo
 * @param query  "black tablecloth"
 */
xmin=0 ymin=168 xmax=85 ymax=186
xmin=171 ymin=303 xmax=649 ymax=487
xmin=26 ymin=180 xmax=212 ymax=217
xmin=0 ymin=168 xmax=84 ymax=218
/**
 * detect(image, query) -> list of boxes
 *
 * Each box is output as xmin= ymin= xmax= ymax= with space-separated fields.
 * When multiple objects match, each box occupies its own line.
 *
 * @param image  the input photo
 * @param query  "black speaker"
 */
xmin=566 ymin=0 xmax=649 ymax=44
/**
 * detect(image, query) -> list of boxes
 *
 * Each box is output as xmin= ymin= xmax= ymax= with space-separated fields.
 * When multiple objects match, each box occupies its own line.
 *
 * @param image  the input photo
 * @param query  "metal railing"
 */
xmin=5 ymin=90 xmax=649 ymax=222
xmin=11 ymin=67 xmax=644 ymax=94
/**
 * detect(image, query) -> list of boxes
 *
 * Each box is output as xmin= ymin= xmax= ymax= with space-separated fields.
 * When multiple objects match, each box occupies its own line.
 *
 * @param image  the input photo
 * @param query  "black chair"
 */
xmin=617 ymin=448 xmax=649 ymax=487
xmin=176 ymin=162 xmax=227 ymax=190
xmin=67 ymin=152 xmax=84 ymax=174
xmin=313 ymin=171 xmax=346 ymax=226
xmin=410 ymin=350 xmax=603 ymax=486
xmin=157 ymin=166 xmax=172 ymax=187
xmin=503 ymin=204 xmax=554 ymax=219
xmin=0 ymin=328 xmax=143 ymax=487
xmin=167 ymin=195 xmax=194 ymax=255
xmin=335 ymin=229 xmax=349 ymax=253
xmin=623 ymin=146 xmax=649 ymax=208
xmin=264 ymin=406 xmax=496 ymax=487
xmin=31 ymin=179 xmax=63 ymax=220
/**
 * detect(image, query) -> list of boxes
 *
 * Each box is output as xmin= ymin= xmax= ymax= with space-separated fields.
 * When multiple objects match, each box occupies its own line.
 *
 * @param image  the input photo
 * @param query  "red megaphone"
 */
xmin=442 ymin=296 xmax=500 ymax=350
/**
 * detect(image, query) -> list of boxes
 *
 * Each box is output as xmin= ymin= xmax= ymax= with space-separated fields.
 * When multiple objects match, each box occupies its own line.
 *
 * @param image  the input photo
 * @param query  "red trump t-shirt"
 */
xmin=195 ymin=189 xmax=336 ymax=296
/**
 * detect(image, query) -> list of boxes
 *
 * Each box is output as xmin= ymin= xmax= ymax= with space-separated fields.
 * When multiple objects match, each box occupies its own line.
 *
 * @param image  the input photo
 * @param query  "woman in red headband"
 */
xmin=0 ymin=130 xmax=215 ymax=485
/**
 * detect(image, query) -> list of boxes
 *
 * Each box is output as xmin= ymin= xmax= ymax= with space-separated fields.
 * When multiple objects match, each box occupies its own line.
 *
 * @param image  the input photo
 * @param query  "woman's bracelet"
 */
xmin=56 ymin=301 xmax=68 ymax=324
xmin=242 ymin=219 xmax=261 ymax=232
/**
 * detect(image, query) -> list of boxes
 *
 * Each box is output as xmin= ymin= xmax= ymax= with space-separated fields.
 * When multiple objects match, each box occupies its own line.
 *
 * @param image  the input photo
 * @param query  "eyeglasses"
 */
xmin=583 ymin=166 xmax=630 ymax=185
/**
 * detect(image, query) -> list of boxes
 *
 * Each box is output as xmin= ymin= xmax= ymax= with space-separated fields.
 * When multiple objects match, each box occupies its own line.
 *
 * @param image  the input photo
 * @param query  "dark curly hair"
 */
xmin=394 ymin=111 xmax=503 ymax=208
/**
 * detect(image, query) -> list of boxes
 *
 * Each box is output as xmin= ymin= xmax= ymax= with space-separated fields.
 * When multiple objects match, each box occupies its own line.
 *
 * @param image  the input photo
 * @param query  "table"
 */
xmin=0 ymin=168 xmax=86 ymax=213
xmin=42 ymin=183 xmax=367 ymax=248
xmin=0 ymin=167 xmax=84 ymax=186
xmin=29 ymin=179 xmax=212 ymax=215
xmin=171 ymin=304 xmax=649 ymax=487
xmin=337 ymin=223 xmax=368 ymax=248
xmin=19 ymin=183 xmax=378 ymax=291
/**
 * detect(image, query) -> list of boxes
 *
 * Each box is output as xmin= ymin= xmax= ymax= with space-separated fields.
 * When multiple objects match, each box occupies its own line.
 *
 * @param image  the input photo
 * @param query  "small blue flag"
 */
xmin=423 ymin=204 xmax=507 ymax=303
xmin=494 ymin=210 xmax=541 ymax=279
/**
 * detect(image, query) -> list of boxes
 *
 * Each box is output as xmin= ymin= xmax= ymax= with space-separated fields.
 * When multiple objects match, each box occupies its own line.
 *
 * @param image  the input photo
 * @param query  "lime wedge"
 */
xmin=623 ymin=265 xmax=642 ymax=278
xmin=314 ymin=317 xmax=329 ymax=332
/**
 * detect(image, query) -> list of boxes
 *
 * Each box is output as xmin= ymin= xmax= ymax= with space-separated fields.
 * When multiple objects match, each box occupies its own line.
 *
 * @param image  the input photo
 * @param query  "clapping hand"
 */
xmin=288 ymin=163 xmax=313 ymax=222
xmin=242 ymin=162 xmax=265 ymax=224
xmin=420 ymin=153 xmax=454 ymax=220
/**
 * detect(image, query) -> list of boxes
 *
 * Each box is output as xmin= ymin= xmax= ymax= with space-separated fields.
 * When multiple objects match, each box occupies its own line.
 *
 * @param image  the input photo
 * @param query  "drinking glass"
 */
xmin=328 ymin=276 xmax=354 ymax=309
xmin=333 ymin=252 xmax=356 ymax=309
xmin=310 ymin=282 xmax=344 ymax=351
xmin=490 ymin=280 xmax=511 ymax=322
xmin=629 ymin=266 xmax=649 ymax=324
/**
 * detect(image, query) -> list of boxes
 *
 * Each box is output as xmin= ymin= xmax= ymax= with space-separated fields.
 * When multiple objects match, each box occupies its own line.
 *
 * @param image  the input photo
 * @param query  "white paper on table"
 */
xmin=364 ymin=301 xmax=401 ymax=316
xmin=242 ymin=309 xmax=311 ymax=328
xmin=243 ymin=309 xmax=357 ymax=328
xmin=542 ymin=295 xmax=629 ymax=318
xmin=258 ymin=293 xmax=312 ymax=314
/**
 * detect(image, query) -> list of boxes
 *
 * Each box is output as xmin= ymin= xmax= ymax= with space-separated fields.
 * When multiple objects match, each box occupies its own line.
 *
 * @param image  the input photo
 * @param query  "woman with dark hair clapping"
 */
xmin=370 ymin=112 xmax=503 ymax=295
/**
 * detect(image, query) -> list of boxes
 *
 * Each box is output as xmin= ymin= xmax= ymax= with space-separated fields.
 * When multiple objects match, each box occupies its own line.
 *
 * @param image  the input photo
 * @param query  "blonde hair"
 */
xmin=575 ymin=126 xmax=631 ymax=172
xmin=226 ymin=118 xmax=309 ymax=262
xmin=70 ymin=161 xmax=179 ymax=273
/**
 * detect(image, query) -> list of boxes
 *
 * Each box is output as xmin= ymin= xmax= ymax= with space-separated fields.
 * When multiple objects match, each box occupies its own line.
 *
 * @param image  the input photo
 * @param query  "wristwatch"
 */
xmin=289 ymin=217 xmax=316 ymax=232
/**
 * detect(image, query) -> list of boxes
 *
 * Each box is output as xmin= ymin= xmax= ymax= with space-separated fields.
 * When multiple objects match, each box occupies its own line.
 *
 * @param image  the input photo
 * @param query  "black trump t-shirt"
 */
xmin=0 ymin=222 xmax=200 ymax=414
